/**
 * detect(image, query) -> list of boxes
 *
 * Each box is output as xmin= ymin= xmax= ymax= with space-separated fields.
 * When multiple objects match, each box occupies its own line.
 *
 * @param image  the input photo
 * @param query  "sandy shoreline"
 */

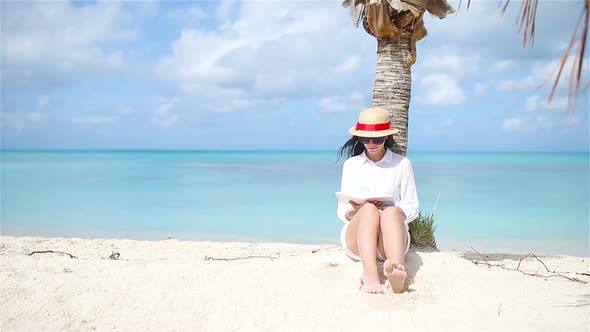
xmin=1 ymin=236 xmax=589 ymax=331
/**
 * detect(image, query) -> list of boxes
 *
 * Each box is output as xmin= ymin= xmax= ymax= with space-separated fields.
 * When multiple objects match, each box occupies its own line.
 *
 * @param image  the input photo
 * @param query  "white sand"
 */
xmin=1 ymin=236 xmax=589 ymax=331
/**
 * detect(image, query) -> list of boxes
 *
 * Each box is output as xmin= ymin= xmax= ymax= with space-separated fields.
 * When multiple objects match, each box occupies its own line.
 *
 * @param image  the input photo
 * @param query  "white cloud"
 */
xmin=152 ymin=97 xmax=180 ymax=127
xmin=496 ymin=56 xmax=589 ymax=95
xmin=350 ymin=92 xmax=363 ymax=101
xmin=564 ymin=115 xmax=583 ymax=127
xmin=26 ymin=112 xmax=47 ymax=122
xmin=496 ymin=61 xmax=552 ymax=92
xmin=423 ymin=1 xmax=583 ymax=60
xmin=549 ymin=97 xmax=574 ymax=111
xmin=72 ymin=115 xmax=117 ymax=125
xmin=1 ymin=1 xmax=135 ymax=87
xmin=502 ymin=116 xmax=526 ymax=131
xmin=318 ymin=92 xmax=369 ymax=112
xmin=474 ymin=83 xmax=487 ymax=95
xmin=424 ymin=117 xmax=461 ymax=136
xmin=69 ymin=105 xmax=135 ymax=126
xmin=136 ymin=1 xmax=158 ymax=18
xmin=154 ymin=1 xmax=375 ymax=111
xmin=494 ymin=60 xmax=519 ymax=73
xmin=419 ymin=48 xmax=480 ymax=77
xmin=168 ymin=5 xmax=207 ymax=20
xmin=319 ymin=98 xmax=350 ymax=112
xmin=117 ymin=106 xmax=136 ymax=115
xmin=417 ymin=73 xmax=466 ymax=107
xmin=525 ymin=95 xmax=540 ymax=112
xmin=188 ymin=6 xmax=207 ymax=20
xmin=38 ymin=99 xmax=140 ymax=127
xmin=501 ymin=110 xmax=584 ymax=132
xmin=2 ymin=87 xmax=54 ymax=130
xmin=525 ymin=95 xmax=570 ymax=112
xmin=333 ymin=56 xmax=360 ymax=74
xmin=36 ymin=95 xmax=49 ymax=111
xmin=218 ymin=1 xmax=234 ymax=19
xmin=1 ymin=113 xmax=26 ymax=131
xmin=1 ymin=109 xmax=49 ymax=131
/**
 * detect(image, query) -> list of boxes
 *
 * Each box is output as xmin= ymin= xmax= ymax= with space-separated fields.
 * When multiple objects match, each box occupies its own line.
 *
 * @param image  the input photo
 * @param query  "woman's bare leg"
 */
xmin=345 ymin=203 xmax=383 ymax=294
xmin=377 ymin=207 xmax=408 ymax=293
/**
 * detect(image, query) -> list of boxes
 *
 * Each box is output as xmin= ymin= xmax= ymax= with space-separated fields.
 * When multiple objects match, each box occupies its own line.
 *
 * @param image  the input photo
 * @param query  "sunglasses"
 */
xmin=359 ymin=136 xmax=386 ymax=145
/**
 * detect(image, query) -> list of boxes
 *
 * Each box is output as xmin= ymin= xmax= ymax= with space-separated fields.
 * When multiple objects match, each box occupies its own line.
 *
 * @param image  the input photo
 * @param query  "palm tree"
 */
xmin=342 ymin=0 xmax=455 ymax=156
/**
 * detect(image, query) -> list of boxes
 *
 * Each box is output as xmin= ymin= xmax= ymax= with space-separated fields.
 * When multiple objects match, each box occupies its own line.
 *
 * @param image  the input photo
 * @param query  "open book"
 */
xmin=335 ymin=191 xmax=395 ymax=205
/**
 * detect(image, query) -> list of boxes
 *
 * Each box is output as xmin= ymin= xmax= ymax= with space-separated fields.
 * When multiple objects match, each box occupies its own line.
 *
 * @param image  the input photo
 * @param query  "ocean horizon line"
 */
xmin=1 ymin=148 xmax=589 ymax=154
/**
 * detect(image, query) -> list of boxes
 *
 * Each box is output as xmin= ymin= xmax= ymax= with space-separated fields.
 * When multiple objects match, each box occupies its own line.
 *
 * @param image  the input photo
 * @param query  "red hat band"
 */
xmin=355 ymin=122 xmax=391 ymax=131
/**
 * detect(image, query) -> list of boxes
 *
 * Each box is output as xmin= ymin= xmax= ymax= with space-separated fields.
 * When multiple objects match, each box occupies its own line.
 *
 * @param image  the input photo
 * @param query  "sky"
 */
xmin=1 ymin=0 xmax=588 ymax=151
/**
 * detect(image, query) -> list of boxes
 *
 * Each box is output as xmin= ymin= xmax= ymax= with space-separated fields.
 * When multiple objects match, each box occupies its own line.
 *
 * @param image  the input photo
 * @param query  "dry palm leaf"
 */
xmin=343 ymin=0 xmax=454 ymax=66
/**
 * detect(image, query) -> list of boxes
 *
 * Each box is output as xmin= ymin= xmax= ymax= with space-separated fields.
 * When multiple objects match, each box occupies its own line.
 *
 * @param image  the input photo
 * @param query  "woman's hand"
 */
xmin=349 ymin=200 xmax=363 ymax=211
xmin=346 ymin=200 xmax=383 ymax=221
xmin=345 ymin=200 xmax=362 ymax=221
xmin=367 ymin=200 xmax=383 ymax=210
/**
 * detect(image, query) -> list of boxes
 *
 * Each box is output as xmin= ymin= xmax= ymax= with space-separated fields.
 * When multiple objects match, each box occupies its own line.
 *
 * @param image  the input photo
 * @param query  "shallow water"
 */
xmin=1 ymin=150 xmax=588 ymax=256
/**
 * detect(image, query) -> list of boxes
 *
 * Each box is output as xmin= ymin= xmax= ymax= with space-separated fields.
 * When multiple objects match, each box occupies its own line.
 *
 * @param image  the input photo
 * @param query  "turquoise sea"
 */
xmin=1 ymin=150 xmax=588 ymax=256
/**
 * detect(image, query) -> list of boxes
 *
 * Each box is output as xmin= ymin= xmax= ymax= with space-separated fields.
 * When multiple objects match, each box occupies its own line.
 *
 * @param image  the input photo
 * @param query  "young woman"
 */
xmin=337 ymin=107 xmax=419 ymax=294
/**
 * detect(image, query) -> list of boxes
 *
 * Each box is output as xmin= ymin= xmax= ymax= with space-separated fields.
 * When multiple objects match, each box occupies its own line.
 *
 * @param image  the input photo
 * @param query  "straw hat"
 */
xmin=349 ymin=107 xmax=399 ymax=137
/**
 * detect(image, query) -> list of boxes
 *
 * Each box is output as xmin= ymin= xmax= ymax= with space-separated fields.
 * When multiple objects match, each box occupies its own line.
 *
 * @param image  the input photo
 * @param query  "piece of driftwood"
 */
xmin=26 ymin=250 xmax=78 ymax=259
xmin=204 ymin=254 xmax=280 ymax=261
xmin=516 ymin=253 xmax=550 ymax=271
xmin=470 ymin=246 xmax=587 ymax=284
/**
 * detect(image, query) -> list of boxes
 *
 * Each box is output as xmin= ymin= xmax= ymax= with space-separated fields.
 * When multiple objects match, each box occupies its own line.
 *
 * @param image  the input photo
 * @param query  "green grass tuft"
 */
xmin=409 ymin=211 xmax=438 ymax=250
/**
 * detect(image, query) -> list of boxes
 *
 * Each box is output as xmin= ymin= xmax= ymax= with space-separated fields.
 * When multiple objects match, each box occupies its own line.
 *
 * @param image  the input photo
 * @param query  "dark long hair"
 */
xmin=337 ymin=135 xmax=396 ymax=161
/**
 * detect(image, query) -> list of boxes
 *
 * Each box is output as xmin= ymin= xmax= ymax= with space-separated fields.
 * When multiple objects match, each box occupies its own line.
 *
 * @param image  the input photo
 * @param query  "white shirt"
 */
xmin=337 ymin=149 xmax=419 ymax=224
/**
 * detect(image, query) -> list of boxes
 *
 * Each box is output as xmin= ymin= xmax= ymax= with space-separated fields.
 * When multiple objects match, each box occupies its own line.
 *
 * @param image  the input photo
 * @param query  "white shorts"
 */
xmin=340 ymin=220 xmax=411 ymax=261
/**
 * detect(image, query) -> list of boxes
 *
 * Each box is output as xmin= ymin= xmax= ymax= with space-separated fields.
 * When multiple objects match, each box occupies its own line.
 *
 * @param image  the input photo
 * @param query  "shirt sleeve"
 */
xmin=397 ymin=158 xmax=419 ymax=224
xmin=337 ymin=159 xmax=352 ymax=223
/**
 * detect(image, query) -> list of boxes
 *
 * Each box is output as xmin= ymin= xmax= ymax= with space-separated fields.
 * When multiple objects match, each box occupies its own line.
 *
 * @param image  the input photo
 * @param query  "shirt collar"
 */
xmin=361 ymin=148 xmax=393 ymax=164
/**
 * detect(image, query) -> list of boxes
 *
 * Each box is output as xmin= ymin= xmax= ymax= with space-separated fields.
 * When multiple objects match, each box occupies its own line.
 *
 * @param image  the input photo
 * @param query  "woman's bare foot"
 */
xmin=384 ymin=260 xmax=407 ymax=293
xmin=361 ymin=273 xmax=384 ymax=294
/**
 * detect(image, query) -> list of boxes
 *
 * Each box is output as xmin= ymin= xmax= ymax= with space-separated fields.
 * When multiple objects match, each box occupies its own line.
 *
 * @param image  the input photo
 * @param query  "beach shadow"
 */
xmin=553 ymin=294 xmax=590 ymax=308
xmin=404 ymin=247 xmax=426 ymax=291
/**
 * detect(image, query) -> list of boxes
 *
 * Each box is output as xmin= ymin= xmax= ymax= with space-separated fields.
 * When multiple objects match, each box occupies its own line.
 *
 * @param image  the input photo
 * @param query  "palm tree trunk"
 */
xmin=372 ymin=34 xmax=412 ymax=156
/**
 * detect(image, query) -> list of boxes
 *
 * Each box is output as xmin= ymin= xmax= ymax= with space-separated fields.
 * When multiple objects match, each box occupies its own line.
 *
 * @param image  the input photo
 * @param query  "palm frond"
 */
xmin=551 ymin=1 xmax=588 ymax=112
xmin=459 ymin=0 xmax=589 ymax=112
